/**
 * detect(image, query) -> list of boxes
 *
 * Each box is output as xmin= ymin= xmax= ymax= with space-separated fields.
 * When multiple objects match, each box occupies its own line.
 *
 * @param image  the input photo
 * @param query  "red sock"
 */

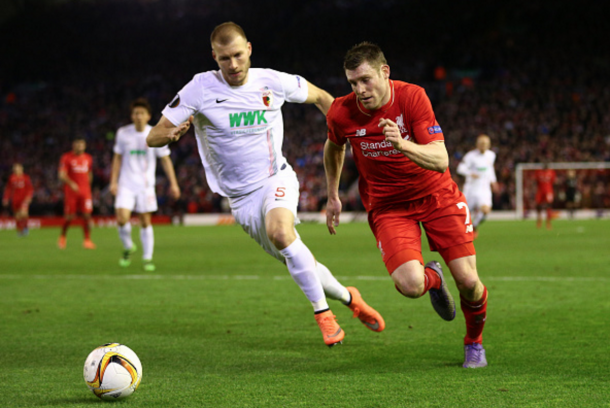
xmin=461 ymin=286 xmax=488 ymax=345
xmin=83 ymin=221 xmax=91 ymax=240
xmin=61 ymin=219 xmax=71 ymax=237
xmin=421 ymin=266 xmax=441 ymax=296
xmin=546 ymin=208 xmax=553 ymax=221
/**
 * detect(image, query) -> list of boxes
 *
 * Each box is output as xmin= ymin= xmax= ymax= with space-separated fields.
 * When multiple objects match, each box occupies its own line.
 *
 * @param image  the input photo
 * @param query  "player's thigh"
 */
xmin=116 ymin=187 xmax=136 ymax=213
xmin=115 ymin=208 xmax=132 ymax=225
xmin=422 ymin=185 xmax=474 ymax=252
xmin=134 ymin=188 xmax=158 ymax=214
xmin=262 ymin=171 xmax=300 ymax=246
xmin=368 ymin=208 xmax=423 ymax=274
xmin=138 ymin=212 xmax=152 ymax=228
xmin=64 ymin=193 xmax=78 ymax=216
xmin=79 ymin=195 xmax=93 ymax=215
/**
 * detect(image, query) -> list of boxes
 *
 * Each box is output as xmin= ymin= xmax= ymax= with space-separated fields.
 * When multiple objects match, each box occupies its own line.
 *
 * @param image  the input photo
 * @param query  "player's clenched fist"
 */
xmin=379 ymin=118 xmax=404 ymax=151
xmin=168 ymin=115 xmax=194 ymax=142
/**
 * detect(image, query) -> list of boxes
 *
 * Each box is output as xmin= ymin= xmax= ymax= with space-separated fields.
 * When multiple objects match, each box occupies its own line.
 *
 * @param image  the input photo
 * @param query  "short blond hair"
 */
xmin=210 ymin=22 xmax=247 ymax=46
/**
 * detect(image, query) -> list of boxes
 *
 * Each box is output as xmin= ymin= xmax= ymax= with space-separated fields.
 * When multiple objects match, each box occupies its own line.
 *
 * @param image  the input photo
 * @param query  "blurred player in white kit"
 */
xmin=457 ymin=134 xmax=498 ymax=238
xmin=146 ymin=22 xmax=384 ymax=347
xmin=110 ymin=98 xmax=181 ymax=271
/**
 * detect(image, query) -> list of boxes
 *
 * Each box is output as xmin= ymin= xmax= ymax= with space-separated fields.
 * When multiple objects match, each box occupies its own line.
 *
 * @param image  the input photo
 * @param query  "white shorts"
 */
xmin=464 ymin=188 xmax=492 ymax=211
xmin=115 ymin=186 xmax=158 ymax=214
xmin=229 ymin=165 xmax=301 ymax=262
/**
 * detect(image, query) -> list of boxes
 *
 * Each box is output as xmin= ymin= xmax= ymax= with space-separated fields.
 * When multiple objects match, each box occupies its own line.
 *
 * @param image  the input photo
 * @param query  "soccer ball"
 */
xmin=83 ymin=343 xmax=143 ymax=400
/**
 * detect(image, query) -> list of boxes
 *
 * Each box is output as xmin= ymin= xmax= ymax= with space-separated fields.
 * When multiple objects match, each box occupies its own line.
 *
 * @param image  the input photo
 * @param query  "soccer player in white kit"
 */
xmin=110 ymin=98 xmax=181 ymax=271
xmin=146 ymin=22 xmax=384 ymax=347
xmin=456 ymin=134 xmax=498 ymax=237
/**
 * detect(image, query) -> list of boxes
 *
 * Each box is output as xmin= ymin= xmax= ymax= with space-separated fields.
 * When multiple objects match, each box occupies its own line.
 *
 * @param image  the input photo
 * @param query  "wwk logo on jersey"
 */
xmin=229 ymin=111 xmax=268 ymax=127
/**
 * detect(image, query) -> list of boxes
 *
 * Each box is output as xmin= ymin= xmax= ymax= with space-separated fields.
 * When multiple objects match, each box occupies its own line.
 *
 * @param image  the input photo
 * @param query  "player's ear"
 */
xmin=211 ymin=49 xmax=217 ymax=61
xmin=247 ymin=42 xmax=252 ymax=57
xmin=381 ymin=65 xmax=390 ymax=80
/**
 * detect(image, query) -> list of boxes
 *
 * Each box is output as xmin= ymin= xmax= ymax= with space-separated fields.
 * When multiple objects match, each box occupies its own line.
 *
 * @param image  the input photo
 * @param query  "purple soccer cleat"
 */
xmin=426 ymin=261 xmax=456 ymax=321
xmin=463 ymin=343 xmax=487 ymax=368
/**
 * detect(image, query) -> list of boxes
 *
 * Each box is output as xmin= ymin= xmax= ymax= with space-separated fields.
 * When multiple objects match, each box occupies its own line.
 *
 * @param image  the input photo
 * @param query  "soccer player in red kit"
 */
xmin=534 ymin=164 xmax=556 ymax=229
xmin=2 ymin=163 xmax=34 ymax=237
xmin=324 ymin=43 xmax=488 ymax=368
xmin=58 ymin=137 xmax=96 ymax=249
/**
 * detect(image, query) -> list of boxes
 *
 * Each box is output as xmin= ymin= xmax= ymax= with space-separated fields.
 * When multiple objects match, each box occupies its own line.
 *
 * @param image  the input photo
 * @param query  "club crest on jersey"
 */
xmin=169 ymin=95 xmax=180 ymax=108
xmin=261 ymin=89 xmax=273 ymax=108
xmin=395 ymin=114 xmax=411 ymax=140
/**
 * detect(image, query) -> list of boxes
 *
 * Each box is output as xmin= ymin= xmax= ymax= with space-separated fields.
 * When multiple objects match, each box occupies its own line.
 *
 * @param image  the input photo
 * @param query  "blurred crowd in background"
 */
xmin=1 ymin=0 xmax=609 ymax=217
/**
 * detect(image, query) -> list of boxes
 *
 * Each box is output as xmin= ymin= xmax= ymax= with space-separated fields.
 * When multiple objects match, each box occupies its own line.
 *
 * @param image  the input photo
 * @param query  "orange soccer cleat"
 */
xmin=347 ymin=286 xmax=386 ymax=332
xmin=314 ymin=310 xmax=344 ymax=347
xmin=82 ymin=239 xmax=97 ymax=250
xmin=57 ymin=236 xmax=67 ymax=249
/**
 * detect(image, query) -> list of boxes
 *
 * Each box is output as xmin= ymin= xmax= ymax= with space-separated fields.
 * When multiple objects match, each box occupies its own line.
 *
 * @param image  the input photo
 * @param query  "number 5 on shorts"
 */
xmin=456 ymin=202 xmax=473 ymax=233
xmin=275 ymin=187 xmax=286 ymax=198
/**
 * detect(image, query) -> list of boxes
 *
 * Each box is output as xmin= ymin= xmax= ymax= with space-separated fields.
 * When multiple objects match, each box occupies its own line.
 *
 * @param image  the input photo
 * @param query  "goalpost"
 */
xmin=515 ymin=162 xmax=610 ymax=219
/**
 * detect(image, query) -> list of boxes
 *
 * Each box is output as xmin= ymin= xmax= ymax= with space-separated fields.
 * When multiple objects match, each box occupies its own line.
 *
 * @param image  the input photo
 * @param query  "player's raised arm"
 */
xmin=324 ymin=139 xmax=346 ymax=235
xmin=147 ymin=115 xmax=193 ymax=147
xmin=304 ymin=81 xmax=334 ymax=115
xmin=379 ymin=118 xmax=449 ymax=173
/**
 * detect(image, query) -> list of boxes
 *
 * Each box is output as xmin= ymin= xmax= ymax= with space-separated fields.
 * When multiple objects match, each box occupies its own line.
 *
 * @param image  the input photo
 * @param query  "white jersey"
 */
xmin=161 ymin=68 xmax=309 ymax=197
xmin=113 ymin=124 xmax=171 ymax=191
xmin=457 ymin=149 xmax=497 ymax=194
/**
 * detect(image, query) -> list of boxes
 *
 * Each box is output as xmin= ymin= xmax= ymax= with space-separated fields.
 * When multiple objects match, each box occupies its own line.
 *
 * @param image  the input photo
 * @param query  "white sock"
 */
xmin=118 ymin=223 xmax=133 ymax=250
xmin=316 ymin=262 xmax=351 ymax=304
xmin=140 ymin=226 xmax=154 ymax=261
xmin=279 ymin=239 xmax=328 ymax=312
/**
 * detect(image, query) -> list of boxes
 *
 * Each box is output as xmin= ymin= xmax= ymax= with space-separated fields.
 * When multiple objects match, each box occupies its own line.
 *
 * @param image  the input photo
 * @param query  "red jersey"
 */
xmin=327 ymin=80 xmax=453 ymax=211
xmin=3 ymin=174 xmax=33 ymax=203
xmin=534 ymin=169 xmax=556 ymax=194
xmin=59 ymin=152 xmax=93 ymax=196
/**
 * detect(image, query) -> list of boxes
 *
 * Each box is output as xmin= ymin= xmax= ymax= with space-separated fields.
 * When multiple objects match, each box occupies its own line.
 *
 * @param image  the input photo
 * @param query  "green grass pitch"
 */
xmin=1 ymin=219 xmax=609 ymax=407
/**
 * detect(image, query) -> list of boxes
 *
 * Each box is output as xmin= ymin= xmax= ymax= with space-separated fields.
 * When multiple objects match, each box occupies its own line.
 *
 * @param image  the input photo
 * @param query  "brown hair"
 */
xmin=344 ymin=42 xmax=388 ymax=71
xmin=210 ymin=22 xmax=247 ymax=46
xmin=130 ymin=98 xmax=151 ymax=115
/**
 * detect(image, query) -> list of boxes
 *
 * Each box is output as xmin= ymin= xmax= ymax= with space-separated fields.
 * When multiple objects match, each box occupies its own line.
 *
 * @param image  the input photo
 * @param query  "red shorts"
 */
xmin=11 ymin=199 xmax=29 ymax=213
xmin=535 ymin=190 xmax=553 ymax=205
xmin=368 ymin=183 xmax=476 ymax=274
xmin=64 ymin=193 xmax=93 ymax=215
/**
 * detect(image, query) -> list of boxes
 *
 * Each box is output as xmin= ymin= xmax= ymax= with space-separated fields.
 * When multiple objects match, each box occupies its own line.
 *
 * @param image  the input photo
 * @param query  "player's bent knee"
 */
xmin=267 ymin=227 xmax=296 ymax=250
xmin=392 ymin=268 xmax=425 ymax=298
xmin=455 ymin=275 xmax=480 ymax=295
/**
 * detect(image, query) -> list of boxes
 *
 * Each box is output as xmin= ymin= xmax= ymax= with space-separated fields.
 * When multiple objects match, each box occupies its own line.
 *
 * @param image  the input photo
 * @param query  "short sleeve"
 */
xmin=162 ymin=77 xmax=202 ymax=126
xmin=154 ymin=145 xmax=171 ymax=158
xmin=326 ymin=102 xmax=347 ymax=146
xmin=275 ymin=71 xmax=309 ymax=103
xmin=113 ymin=129 xmax=124 ymax=155
xmin=409 ymin=87 xmax=444 ymax=144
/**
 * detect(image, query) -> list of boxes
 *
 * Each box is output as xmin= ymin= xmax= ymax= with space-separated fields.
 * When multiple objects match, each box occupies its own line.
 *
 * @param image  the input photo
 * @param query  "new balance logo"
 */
xmin=355 ymin=129 xmax=367 ymax=137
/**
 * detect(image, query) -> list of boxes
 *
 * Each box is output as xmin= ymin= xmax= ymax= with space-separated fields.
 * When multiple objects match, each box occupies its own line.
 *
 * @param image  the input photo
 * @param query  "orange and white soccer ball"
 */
xmin=83 ymin=343 xmax=142 ymax=400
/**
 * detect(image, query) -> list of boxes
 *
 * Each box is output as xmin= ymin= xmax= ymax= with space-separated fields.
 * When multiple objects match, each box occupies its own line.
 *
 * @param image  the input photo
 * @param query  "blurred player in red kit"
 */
xmin=58 ymin=137 xmax=96 ymax=249
xmin=2 ymin=163 xmax=33 ymax=237
xmin=534 ymin=163 xmax=556 ymax=229
xmin=324 ymin=42 xmax=488 ymax=368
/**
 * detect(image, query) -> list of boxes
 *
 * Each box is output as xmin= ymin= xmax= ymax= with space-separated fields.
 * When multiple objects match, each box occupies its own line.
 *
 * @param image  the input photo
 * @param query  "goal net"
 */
xmin=515 ymin=162 xmax=610 ymax=219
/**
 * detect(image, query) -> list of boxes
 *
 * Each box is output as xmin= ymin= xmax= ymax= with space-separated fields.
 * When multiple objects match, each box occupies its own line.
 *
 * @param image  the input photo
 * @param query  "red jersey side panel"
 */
xmin=327 ymin=80 xmax=452 ymax=211
xmin=59 ymin=152 xmax=93 ymax=196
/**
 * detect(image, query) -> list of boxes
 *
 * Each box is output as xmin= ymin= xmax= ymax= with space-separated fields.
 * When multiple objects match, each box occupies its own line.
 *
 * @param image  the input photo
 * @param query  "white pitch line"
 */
xmin=0 ymin=274 xmax=607 ymax=282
